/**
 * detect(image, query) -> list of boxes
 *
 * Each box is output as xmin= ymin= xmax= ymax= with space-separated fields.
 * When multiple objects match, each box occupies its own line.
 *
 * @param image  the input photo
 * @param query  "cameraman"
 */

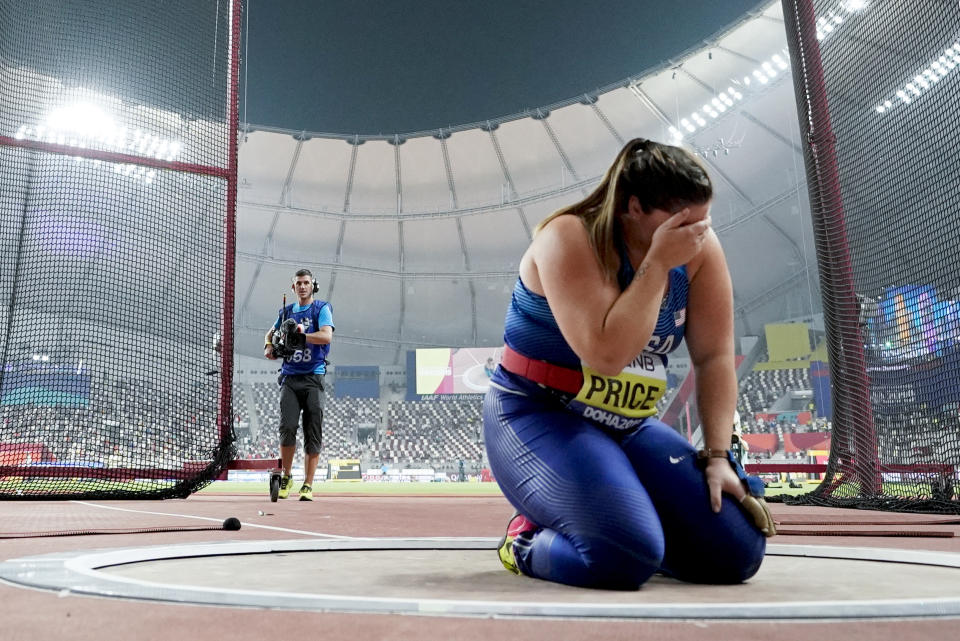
xmin=264 ymin=269 xmax=334 ymax=501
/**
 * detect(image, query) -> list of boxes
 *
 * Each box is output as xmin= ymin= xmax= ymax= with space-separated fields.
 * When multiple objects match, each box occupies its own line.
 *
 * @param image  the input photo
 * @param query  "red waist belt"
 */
xmin=499 ymin=345 xmax=583 ymax=394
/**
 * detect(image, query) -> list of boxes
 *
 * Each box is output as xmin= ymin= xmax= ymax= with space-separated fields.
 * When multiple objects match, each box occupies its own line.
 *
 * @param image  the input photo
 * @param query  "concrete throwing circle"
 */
xmin=3 ymin=538 xmax=960 ymax=619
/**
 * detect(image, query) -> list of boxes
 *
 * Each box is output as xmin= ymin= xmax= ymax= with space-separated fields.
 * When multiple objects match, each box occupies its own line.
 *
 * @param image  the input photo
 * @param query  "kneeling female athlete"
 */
xmin=483 ymin=138 xmax=774 ymax=590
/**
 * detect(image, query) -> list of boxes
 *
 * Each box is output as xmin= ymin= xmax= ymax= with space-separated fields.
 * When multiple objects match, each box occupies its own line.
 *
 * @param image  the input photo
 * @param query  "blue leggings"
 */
xmin=483 ymin=384 xmax=766 ymax=589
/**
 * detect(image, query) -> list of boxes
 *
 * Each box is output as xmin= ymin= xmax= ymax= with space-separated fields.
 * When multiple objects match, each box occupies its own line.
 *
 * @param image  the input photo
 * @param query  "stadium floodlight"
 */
xmin=658 ymin=2 xmax=869 ymax=150
xmin=166 ymin=141 xmax=182 ymax=161
xmin=816 ymin=19 xmax=835 ymax=40
xmin=45 ymin=102 xmax=117 ymax=140
xmin=874 ymin=41 xmax=960 ymax=115
xmin=15 ymin=94 xmax=185 ymax=184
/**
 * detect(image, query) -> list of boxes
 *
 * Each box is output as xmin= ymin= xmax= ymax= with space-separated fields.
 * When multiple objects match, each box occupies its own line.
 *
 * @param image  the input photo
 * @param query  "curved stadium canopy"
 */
xmin=236 ymin=0 xmax=826 ymax=366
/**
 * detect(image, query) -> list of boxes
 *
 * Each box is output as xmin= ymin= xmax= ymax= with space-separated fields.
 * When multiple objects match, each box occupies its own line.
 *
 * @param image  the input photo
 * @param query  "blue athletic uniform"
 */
xmin=483 ymin=238 xmax=766 ymax=589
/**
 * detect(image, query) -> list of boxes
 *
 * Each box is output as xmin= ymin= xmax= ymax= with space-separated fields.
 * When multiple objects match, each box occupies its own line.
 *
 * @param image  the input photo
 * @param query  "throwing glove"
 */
xmin=730 ymin=454 xmax=776 ymax=537
xmin=702 ymin=450 xmax=776 ymax=537
xmin=740 ymin=493 xmax=776 ymax=538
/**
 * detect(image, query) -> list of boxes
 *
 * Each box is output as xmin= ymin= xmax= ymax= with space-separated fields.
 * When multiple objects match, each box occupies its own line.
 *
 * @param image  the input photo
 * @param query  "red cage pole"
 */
xmin=782 ymin=0 xmax=879 ymax=494
xmin=0 ymin=136 xmax=230 ymax=178
xmin=218 ymin=0 xmax=243 ymax=445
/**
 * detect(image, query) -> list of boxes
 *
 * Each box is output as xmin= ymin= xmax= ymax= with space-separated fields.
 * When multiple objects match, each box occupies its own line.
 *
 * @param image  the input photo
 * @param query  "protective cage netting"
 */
xmin=783 ymin=0 xmax=960 ymax=512
xmin=0 ymin=0 xmax=241 ymax=499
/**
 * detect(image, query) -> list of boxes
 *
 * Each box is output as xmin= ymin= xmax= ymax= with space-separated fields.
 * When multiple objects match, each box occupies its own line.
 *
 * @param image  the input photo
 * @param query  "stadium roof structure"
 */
xmin=236 ymin=0 xmax=830 ymax=365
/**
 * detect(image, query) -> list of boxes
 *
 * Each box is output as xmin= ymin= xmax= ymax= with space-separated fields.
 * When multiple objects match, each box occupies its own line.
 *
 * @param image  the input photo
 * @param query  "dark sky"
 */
xmin=239 ymin=0 xmax=767 ymax=135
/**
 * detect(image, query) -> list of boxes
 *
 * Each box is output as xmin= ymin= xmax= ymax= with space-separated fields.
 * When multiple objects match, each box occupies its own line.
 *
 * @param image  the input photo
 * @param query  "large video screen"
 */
xmin=0 ymin=364 xmax=91 ymax=407
xmin=414 ymin=347 xmax=503 ymax=395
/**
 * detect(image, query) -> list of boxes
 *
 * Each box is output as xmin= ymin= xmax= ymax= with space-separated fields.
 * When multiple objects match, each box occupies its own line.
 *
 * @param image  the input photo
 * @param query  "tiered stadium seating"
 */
xmin=737 ymin=368 xmax=811 ymax=418
xmin=734 ymin=365 xmax=827 ymax=459
xmin=374 ymin=399 xmax=484 ymax=468
xmin=1 ymin=376 xmax=219 ymax=469
xmin=249 ymin=382 xmax=276 ymax=429
xmin=232 ymin=382 xmax=249 ymax=434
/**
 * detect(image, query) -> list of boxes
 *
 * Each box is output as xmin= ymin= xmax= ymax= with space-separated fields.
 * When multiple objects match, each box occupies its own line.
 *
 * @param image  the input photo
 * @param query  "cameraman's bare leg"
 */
xmin=301 ymin=376 xmax=324 ymax=488
xmin=279 ymin=382 xmax=301 ymax=477
xmin=304 ymin=453 xmax=319 ymax=485
xmin=281 ymin=445 xmax=296 ymax=476
xmin=277 ymin=381 xmax=302 ymax=499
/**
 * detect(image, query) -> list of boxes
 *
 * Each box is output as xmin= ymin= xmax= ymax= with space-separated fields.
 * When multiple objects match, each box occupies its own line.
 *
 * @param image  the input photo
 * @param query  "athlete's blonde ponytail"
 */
xmin=536 ymin=138 xmax=712 ymax=282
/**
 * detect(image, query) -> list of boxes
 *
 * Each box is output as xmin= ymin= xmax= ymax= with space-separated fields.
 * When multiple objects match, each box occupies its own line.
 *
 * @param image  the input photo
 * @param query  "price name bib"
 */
xmin=567 ymin=352 xmax=668 ymax=430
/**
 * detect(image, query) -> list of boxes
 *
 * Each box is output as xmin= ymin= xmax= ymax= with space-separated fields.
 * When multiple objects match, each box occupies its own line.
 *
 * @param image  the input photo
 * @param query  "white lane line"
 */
xmin=71 ymin=501 xmax=352 ymax=539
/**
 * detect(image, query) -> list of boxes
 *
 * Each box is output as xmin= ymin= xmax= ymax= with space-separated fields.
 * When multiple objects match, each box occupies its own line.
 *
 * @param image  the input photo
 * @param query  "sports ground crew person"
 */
xmin=264 ymin=269 xmax=334 ymax=501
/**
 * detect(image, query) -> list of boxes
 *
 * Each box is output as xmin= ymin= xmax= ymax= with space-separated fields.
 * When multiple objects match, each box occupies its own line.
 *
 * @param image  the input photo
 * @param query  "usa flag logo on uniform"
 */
xmin=674 ymin=308 xmax=686 ymax=327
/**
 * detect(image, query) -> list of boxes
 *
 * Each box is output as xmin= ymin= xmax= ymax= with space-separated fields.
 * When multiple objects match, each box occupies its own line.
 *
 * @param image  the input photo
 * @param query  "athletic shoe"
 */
xmin=497 ymin=511 xmax=537 ymax=575
xmin=299 ymin=484 xmax=313 ymax=501
xmin=278 ymin=474 xmax=294 ymax=499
